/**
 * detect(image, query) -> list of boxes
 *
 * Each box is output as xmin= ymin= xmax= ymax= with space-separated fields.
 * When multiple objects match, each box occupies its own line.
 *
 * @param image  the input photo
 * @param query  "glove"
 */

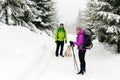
xmin=70 ymin=41 xmax=74 ymax=47
xmin=65 ymin=40 xmax=67 ymax=43
xmin=55 ymin=41 xmax=57 ymax=43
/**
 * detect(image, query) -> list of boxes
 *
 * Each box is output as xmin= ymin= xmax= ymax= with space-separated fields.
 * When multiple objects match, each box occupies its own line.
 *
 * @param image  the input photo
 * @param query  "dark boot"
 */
xmin=55 ymin=53 xmax=58 ymax=57
xmin=60 ymin=54 xmax=64 ymax=57
xmin=77 ymin=71 xmax=84 ymax=75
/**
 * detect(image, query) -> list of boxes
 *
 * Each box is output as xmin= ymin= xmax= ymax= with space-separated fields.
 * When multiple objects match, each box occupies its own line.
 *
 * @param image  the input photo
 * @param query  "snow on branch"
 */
xmin=91 ymin=1 xmax=113 ymax=11
xmin=106 ymin=25 xmax=119 ymax=34
xmin=97 ymin=11 xmax=120 ymax=24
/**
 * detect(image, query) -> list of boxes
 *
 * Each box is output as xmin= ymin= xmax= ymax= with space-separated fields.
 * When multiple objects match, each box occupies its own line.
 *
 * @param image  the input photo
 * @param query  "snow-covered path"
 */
xmin=39 ymin=35 xmax=120 ymax=80
xmin=0 ymin=24 xmax=120 ymax=80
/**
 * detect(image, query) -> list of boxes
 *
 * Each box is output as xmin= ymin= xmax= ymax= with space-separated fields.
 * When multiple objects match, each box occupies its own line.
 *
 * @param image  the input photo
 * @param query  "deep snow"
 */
xmin=0 ymin=23 xmax=120 ymax=80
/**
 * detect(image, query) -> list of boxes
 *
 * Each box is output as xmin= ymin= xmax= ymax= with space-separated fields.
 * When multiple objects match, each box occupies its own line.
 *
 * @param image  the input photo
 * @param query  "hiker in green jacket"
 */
xmin=54 ymin=23 xmax=67 ymax=57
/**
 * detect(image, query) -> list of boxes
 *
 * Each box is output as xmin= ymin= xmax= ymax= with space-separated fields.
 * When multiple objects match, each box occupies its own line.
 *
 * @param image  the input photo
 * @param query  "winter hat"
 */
xmin=76 ymin=26 xmax=81 ymax=30
xmin=60 ymin=23 xmax=64 ymax=26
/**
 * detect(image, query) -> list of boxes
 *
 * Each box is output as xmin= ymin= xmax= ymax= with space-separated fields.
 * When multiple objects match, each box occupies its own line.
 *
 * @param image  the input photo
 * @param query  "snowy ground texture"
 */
xmin=0 ymin=23 xmax=120 ymax=80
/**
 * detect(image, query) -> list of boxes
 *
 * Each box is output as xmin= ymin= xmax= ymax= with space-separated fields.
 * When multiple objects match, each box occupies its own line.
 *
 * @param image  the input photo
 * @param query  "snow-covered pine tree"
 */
xmin=84 ymin=0 xmax=97 ymax=29
xmin=31 ymin=0 xmax=55 ymax=30
xmin=52 ymin=7 xmax=59 ymax=29
xmin=80 ymin=0 xmax=96 ymax=40
xmin=76 ymin=10 xmax=87 ymax=28
xmin=0 ymin=0 xmax=38 ymax=32
xmin=89 ymin=0 xmax=120 ymax=53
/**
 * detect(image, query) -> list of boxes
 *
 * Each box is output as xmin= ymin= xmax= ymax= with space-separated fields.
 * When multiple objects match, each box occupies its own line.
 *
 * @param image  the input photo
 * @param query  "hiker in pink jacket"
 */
xmin=70 ymin=27 xmax=86 ymax=75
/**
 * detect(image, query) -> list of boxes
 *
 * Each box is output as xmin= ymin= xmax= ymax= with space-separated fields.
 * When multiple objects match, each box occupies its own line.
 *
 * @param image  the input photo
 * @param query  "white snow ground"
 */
xmin=0 ymin=23 xmax=120 ymax=80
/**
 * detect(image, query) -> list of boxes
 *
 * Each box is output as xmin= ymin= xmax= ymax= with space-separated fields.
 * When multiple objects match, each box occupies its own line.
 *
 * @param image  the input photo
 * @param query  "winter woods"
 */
xmin=0 ymin=0 xmax=55 ymax=31
xmin=0 ymin=0 xmax=120 ymax=53
xmin=84 ymin=0 xmax=120 ymax=53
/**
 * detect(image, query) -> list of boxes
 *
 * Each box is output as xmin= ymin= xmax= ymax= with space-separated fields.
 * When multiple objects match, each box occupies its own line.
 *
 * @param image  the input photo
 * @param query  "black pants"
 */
xmin=78 ymin=50 xmax=86 ymax=72
xmin=55 ymin=41 xmax=64 ymax=56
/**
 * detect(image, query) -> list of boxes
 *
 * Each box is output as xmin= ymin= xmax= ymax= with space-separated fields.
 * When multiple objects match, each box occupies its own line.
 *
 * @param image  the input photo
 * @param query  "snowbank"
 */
xmin=0 ymin=23 xmax=55 ymax=80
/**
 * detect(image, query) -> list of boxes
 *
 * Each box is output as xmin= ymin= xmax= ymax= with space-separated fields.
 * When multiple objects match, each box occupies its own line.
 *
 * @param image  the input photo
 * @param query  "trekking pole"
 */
xmin=71 ymin=46 xmax=79 ymax=72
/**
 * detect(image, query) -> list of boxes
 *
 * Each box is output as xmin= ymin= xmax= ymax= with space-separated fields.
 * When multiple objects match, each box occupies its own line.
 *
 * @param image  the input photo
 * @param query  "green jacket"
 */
xmin=54 ymin=28 xmax=67 ymax=41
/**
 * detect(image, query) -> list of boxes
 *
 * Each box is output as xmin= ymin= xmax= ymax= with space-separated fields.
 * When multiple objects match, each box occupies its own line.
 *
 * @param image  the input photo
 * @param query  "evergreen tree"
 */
xmin=76 ymin=10 xmax=86 ymax=28
xmin=89 ymin=0 xmax=120 ymax=53
xmin=79 ymin=1 xmax=96 ymax=40
xmin=0 ymin=0 xmax=38 ymax=31
xmin=84 ymin=0 xmax=97 ymax=29
xmin=32 ymin=0 xmax=55 ymax=30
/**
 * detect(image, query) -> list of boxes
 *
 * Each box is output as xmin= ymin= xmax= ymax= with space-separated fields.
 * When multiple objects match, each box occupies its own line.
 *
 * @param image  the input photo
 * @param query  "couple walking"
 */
xmin=54 ymin=23 xmax=89 ymax=75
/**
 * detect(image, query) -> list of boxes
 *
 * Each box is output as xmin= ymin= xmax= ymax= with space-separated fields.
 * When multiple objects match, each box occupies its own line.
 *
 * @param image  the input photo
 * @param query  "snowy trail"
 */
xmin=85 ymin=40 xmax=120 ymax=80
xmin=0 ymin=24 xmax=120 ymax=80
xmin=38 ymin=36 xmax=120 ymax=80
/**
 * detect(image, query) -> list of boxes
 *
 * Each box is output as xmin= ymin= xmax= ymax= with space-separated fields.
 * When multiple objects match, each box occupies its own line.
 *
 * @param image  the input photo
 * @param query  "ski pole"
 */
xmin=72 ymin=46 xmax=79 ymax=72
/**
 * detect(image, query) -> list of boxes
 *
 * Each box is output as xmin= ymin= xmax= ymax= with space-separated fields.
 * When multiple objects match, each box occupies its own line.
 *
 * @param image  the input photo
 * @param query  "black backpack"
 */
xmin=83 ymin=33 xmax=93 ymax=49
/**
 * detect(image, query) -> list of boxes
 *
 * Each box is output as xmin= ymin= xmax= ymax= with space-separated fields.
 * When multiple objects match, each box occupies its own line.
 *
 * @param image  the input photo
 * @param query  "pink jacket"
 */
xmin=74 ymin=29 xmax=85 ymax=50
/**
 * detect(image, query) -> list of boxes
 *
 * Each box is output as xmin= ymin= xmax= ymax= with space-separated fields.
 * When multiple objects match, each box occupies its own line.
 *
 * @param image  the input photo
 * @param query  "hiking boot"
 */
xmin=55 ymin=54 xmax=58 ymax=57
xmin=77 ymin=71 xmax=84 ymax=75
xmin=60 ymin=55 xmax=64 ymax=57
